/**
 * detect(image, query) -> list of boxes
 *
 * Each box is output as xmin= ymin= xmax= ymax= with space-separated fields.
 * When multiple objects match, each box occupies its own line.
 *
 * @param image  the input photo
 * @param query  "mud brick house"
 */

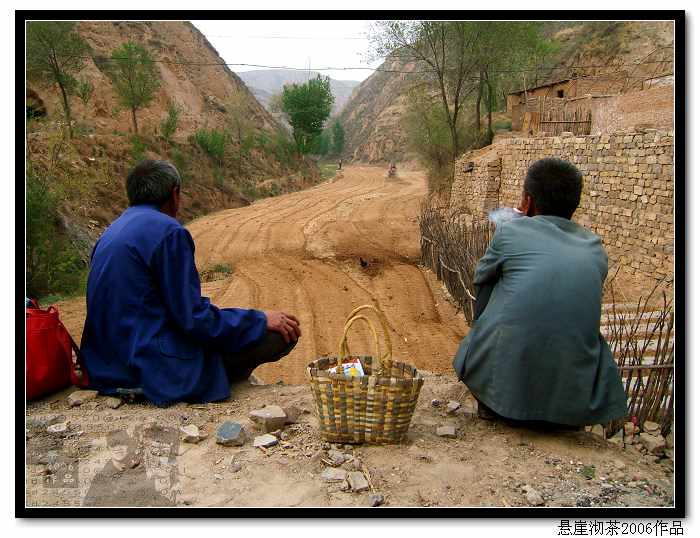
xmin=507 ymin=75 xmax=674 ymax=136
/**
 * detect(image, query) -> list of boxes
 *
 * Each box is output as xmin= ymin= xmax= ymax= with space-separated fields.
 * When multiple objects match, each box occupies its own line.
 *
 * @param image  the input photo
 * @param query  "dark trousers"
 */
xmin=221 ymin=331 xmax=297 ymax=384
xmin=476 ymin=398 xmax=581 ymax=432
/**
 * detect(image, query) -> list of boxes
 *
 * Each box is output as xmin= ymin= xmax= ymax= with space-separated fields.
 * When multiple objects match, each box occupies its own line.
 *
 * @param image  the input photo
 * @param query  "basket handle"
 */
xmin=344 ymin=304 xmax=393 ymax=362
xmin=338 ymin=315 xmax=381 ymax=367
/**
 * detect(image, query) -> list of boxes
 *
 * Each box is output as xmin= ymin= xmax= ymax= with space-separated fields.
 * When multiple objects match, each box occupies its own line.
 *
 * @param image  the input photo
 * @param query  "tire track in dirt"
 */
xmin=58 ymin=166 xmax=470 ymax=385
xmin=193 ymin=170 xmax=386 ymax=266
xmin=189 ymin=164 xmax=470 ymax=384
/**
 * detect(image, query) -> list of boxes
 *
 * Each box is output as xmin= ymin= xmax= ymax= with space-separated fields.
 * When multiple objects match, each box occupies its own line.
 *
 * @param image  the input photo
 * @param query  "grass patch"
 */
xmin=319 ymin=163 xmax=338 ymax=180
xmin=200 ymin=262 xmax=234 ymax=282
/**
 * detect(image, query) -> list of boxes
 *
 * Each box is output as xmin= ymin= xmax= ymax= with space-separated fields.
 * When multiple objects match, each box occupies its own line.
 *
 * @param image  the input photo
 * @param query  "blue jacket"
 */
xmin=80 ymin=204 xmax=268 ymax=406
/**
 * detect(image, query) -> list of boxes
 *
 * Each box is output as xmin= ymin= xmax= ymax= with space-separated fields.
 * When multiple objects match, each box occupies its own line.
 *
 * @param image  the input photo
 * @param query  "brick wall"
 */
xmin=590 ymin=86 xmax=674 ymax=134
xmin=450 ymin=129 xmax=674 ymax=280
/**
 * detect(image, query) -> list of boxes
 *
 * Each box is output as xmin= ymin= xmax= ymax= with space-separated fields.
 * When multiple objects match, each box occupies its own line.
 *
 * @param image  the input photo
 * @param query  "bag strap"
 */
xmin=58 ymin=320 xmax=90 ymax=388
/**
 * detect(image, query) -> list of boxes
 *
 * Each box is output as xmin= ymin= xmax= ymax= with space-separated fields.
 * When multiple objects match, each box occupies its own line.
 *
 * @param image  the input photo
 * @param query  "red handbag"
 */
xmin=25 ymin=299 xmax=89 ymax=401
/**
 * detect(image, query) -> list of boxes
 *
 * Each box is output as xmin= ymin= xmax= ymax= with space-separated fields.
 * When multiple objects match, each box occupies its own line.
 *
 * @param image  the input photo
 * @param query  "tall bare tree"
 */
xmin=225 ymin=92 xmax=255 ymax=179
xmin=370 ymin=21 xmax=482 ymax=170
xmin=370 ymin=21 xmax=553 ymax=176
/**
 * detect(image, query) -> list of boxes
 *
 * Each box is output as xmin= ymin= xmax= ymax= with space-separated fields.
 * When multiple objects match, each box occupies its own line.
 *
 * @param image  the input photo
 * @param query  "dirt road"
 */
xmin=59 ymin=165 xmax=468 ymax=384
xmin=189 ymin=165 xmax=468 ymax=383
xmin=31 ymin=166 xmax=673 ymax=508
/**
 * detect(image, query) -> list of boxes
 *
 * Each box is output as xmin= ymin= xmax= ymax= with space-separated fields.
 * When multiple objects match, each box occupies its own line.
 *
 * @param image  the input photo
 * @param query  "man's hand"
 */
xmin=264 ymin=311 xmax=302 ymax=344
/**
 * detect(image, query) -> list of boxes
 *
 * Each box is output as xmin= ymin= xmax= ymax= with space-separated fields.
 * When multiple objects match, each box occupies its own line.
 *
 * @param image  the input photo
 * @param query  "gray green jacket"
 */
xmin=453 ymin=215 xmax=627 ymax=426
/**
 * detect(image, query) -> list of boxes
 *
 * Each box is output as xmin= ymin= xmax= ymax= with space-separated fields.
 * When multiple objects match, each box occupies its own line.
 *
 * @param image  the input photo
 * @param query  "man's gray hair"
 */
xmin=126 ymin=160 xmax=182 ymax=207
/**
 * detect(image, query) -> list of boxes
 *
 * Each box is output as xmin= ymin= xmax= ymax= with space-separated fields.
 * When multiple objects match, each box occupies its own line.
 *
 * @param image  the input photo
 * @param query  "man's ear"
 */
xmin=171 ymin=185 xmax=180 ymax=214
xmin=518 ymin=192 xmax=531 ymax=215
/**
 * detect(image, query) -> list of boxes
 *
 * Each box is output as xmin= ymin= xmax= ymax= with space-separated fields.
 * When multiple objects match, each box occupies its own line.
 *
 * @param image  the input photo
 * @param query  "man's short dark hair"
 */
xmin=523 ymin=158 xmax=583 ymax=219
xmin=126 ymin=160 xmax=181 ymax=206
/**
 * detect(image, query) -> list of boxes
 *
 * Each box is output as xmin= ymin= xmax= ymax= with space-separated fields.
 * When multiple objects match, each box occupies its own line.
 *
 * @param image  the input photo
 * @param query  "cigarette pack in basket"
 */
xmin=306 ymin=305 xmax=424 ymax=444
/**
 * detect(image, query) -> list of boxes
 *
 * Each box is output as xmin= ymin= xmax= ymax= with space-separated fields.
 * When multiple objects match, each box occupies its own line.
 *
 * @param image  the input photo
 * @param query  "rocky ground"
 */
xmin=25 ymin=372 xmax=674 ymax=508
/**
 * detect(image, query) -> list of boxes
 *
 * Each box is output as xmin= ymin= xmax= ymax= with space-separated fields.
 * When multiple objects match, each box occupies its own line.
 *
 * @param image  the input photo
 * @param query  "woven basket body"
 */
xmin=306 ymin=305 xmax=424 ymax=444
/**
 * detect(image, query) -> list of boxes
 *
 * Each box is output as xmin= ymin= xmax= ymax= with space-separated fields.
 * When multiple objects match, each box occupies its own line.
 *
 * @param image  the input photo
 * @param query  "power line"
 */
xmin=88 ymin=55 xmax=673 ymax=77
xmin=207 ymin=34 xmax=366 ymax=41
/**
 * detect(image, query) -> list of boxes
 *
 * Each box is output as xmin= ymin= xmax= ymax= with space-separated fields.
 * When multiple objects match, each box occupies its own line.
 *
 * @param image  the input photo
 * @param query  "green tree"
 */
xmin=26 ymin=22 xmax=90 ymax=139
xmin=401 ymin=86 xmax=455 ymax=191
xmin=76 ymin=78 xmax=94 ymax=106
xmin=470 ymin=22 xmax=552 ymax=136
xmin=370 ymin=22 xmax=481 ymax=170
xmin=107 ymin=41 xmax=161 ymax=135
xmin=281 ymin=75 xmax=334 ymax=154
xmin=311 ymin=131 xmax=330 ymax=156
xmin=370 ymin=21 xmax=551 ymax=174
xmin=160 ymin=100 xmax=181 ymax=143
xmin=331 ymin=119 xmax=345 ymax=155
xmin=26 ymin=164 xmax=86 ymax=297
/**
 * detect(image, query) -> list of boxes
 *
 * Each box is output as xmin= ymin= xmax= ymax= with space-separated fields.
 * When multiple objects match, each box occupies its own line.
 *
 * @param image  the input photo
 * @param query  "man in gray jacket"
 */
xmin=453 ymin=158 xmax=627 ymax=428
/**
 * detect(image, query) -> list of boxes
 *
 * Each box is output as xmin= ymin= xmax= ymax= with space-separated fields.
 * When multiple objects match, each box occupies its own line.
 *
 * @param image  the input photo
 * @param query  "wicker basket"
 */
xmin=306 ymin=305 xmax=424 ymax=444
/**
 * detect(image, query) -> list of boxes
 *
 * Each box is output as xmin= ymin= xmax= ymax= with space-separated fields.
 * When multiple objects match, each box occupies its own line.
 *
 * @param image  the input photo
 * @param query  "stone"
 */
xmin=369 ymin=493 xmax=385 ymax=507
xmin=446 ymin=401 xmax=461 ymax=414
xmin=639 ymin=432 xmax=666 ymax=455
xmin=591 ymin=425 xmax=605 ymax=439
xmin=666 ymin=428 xmax=674 ymax=448
xmin=47 ymin=422 xmax=68 ymax=435
xmin=229 ymin=459 xmax=243 ymax=473
xmin=253 ymin=434 xmax=279 ymax=448
xmin=643 ymin=421 xmax=660 ymax=434
xmin=609 ymin=430 xmax=624 ymax=447
xmin=216 ymin=421 xmax=247 ymax=446
xmin=436 ymin=425 xmax=456 ymax=438
xmin=522 ymin=485 xmax=545 ymax=506
xmin=178 ymin=495 xmax=196 ymax=506
xmin=310 ymin=449 xmax=325 ymax=463
xmin=180 ymin=424 xmax=203 ymax=444
xmin=327 ymin=450 xmax=346 ymax=466
xmin=67 ymin=390 xmax=99 ymax=407
xmin=104 ymin=396 xmax=123 ymax=409
xmin=27 ymin=414 xmax=64 ymax=430
xmin=249 ymin=405 xmax=288 ymax=432
xmin=321 ymin=468 xmax=348 ymax=482
xmin=431 ymin=399 xmax=443 ymax=407
xmin=613 ymin=459 xmax=626 ymax=471
xmin=283 ymin=405 xmax=301 ymax=424
xmin=347 ymin=471 xmax=370 ymax=492
xmin=664 ymin=448 xmax=674 ymax=461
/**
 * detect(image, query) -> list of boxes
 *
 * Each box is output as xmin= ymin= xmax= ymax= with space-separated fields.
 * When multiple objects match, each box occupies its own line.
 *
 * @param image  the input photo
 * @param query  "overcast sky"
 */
xmin=191 ymin=20 xmax=384 ymax=82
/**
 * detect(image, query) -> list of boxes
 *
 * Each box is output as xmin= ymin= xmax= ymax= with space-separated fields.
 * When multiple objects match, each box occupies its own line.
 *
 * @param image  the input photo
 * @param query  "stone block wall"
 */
xmin=590 ymin=86 xmax=674 ymax=134
xmin=450 ymin=130 xmax=674 ymax=280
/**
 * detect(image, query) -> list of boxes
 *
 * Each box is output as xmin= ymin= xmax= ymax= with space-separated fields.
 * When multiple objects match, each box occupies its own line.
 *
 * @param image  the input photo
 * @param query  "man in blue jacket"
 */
xmin=453 ymin=158 xmax=627 ymax=428
xmin=80 ymin=160 xmax=301 ymax=406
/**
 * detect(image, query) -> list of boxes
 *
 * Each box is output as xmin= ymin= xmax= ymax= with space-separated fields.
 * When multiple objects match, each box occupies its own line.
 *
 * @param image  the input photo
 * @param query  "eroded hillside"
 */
xmin=340 ymin=21 xmax=675 ymax=164
xmin=27 ymin=21 xmax=317 ymax=273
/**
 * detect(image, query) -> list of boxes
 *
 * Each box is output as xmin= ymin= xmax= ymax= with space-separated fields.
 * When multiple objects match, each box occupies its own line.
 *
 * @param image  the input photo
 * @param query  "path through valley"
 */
xmin=59 ymin=166 xmax=468 ymax=384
